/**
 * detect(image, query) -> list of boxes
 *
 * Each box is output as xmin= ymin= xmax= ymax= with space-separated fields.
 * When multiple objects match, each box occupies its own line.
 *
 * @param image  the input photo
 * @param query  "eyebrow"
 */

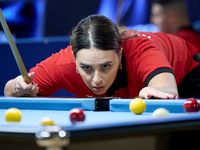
xmin=80 ymin=61 xmax=112 ymax=67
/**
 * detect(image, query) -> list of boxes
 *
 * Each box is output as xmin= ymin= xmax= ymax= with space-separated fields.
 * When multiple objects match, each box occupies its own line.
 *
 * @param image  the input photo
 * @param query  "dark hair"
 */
xmin=70 ymin=14 xmax=122 ymax=58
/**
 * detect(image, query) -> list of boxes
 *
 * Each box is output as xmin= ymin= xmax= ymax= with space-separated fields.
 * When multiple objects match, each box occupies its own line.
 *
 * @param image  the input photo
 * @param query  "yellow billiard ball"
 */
xmin=152 ymin=108 xmax=169 ymax=118
xmin=40 ymin=117 xmax=55 ymax=126
xmin=5 ymin=108 xmax=22 ymax=122
xmin=129 ymin=98 xmax=146 ymax=114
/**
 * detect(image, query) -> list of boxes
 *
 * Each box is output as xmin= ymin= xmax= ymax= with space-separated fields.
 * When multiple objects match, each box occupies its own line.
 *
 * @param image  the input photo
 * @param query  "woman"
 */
xmin=4 ymin=14 xmax=200 ymax=98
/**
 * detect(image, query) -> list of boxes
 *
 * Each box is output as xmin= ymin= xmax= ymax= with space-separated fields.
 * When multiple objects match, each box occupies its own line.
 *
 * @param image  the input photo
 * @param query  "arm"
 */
xmin=4 ymin=72 xmax=39 ymax=97
xmin=139 ymin=72 xmax=179 ymax=99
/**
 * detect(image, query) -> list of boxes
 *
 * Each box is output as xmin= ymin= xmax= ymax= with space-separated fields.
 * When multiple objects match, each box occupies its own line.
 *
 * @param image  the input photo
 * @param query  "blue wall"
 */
xmin=0 ymin=36 xmax=76 ymax=97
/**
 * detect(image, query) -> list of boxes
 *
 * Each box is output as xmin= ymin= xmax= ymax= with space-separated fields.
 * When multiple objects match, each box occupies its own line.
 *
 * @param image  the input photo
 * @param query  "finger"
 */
xmin=139 ymin=87 xmax=149 ymax=99
xmin=29 ymin=72 xmax=35 ymax=80
xmin=24 ymin=81 xmax=37 ymax=94
xmin=152 ymin=92 xmax=177 ymax=99
xmin=147 ymin=94 xmax=152 ymax=99
xmin=139 ymin=87 xmax=178 ymax=99
xmin=16 ymin=80 xmax=32 ymax=96
xmin=175 ymin=96 xmax=180 ymax=99
xmin=165 ymin=94 xmax=179 ymax=99
xmin=16 ymin=75 xmax=38 ymax=96
xmin=30 ymin=82 xmax=39 ymax=96
xmin=143 ymin=89 xmax=170 ymax=99
xmin=17 ymin=76 xmax=34 ymax=90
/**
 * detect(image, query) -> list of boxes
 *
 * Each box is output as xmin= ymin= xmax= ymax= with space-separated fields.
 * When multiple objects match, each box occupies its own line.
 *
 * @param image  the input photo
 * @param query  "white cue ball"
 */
xmin=152 ymin=108 xmax=169 ymax=118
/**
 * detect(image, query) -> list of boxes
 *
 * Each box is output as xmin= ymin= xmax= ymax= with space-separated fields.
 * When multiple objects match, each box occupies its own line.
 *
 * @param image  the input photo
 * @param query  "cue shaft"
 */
xmin=0 ymin=8 xmax=31 ymax=83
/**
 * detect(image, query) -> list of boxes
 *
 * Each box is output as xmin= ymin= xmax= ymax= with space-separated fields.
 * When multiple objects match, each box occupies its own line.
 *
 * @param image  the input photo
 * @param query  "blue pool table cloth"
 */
xmin=0 ymin=97 xmax=199 ymax=134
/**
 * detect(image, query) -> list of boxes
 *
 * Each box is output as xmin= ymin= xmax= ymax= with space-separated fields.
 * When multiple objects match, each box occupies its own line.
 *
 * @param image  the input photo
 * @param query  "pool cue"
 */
xmin=0 ymin=8 xmax=31 ymax=83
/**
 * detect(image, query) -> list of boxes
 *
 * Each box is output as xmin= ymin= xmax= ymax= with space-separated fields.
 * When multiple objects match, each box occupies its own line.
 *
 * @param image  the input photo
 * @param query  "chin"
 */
xmin=91 ymin=88 xmax=107 ymax=95
xmin=93 ymin=91 xmax=106 ymax=95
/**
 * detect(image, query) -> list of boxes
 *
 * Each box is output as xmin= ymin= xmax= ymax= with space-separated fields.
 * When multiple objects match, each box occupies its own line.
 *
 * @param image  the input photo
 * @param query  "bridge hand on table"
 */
xmin=139 ymin=87 xmax=179 ymax=99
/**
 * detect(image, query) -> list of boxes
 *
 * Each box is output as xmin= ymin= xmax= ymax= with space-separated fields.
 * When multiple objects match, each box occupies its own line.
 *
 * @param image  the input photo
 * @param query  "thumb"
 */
xmin=28 ymin=72 xmax=35 ymax=80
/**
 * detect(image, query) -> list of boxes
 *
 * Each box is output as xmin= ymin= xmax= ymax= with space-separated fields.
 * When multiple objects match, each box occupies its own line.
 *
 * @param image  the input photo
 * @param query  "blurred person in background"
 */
xmin=150 ymin=0 xmax=200 ymax=56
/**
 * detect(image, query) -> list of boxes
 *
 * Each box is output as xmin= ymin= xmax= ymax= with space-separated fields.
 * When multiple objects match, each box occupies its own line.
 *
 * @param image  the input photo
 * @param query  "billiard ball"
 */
xmin=129 ymin=98 xmax=146 ymax=114
xmin=5 ymin=108 xmax=22 ymax=122
xmin=40 ymin=117 xmax=55 ymax=126
xmin=184 ymin=98 xmax=200 ymax=113
xmin=152 ymin=108 xmax=169 ymax=118
xmin=70 ymin=108 xmax=85 ymax=123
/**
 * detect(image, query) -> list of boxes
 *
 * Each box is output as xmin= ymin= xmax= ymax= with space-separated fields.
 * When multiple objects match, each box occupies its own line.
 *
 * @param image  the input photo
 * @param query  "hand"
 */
xmin=139 ymin=87 xmax=179 ymax=99
xmin=15 ymin=72 xmax=39 ymax=97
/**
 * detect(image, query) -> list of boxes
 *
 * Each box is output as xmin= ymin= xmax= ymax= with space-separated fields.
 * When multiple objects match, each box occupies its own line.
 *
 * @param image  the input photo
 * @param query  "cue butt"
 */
xmin=0 ymin=7 xmax=31 ymax=83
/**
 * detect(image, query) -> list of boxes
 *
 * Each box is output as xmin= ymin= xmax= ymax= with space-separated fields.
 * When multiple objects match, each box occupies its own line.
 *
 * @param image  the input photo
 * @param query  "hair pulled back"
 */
xmin=70 ymin=14 xmax=122 ymax=58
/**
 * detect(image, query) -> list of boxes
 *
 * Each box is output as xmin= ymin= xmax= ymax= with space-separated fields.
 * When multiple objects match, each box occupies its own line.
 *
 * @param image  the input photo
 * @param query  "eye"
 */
xmin=102 ymin=64 xmax=110 ymax=70
xmin=82 ymin=66 xmax=91 ymax=71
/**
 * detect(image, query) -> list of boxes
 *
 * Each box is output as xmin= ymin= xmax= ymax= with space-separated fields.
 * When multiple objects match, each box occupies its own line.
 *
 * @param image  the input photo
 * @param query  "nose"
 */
xmin=92 ymin=70 xmax=102 ymax=85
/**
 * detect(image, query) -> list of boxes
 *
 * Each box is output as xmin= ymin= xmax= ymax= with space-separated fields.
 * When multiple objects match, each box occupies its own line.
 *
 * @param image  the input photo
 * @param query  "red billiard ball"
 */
xmin=184 ymin=98 xmax=200 ymax=112
xmin=70 ymin=108 xmax=85 ymax=123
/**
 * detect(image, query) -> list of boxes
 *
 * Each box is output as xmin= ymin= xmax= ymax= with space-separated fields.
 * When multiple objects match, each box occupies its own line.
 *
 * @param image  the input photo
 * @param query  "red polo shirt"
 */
xmin=30 ymin=31 xmax=199 ymax=98
xmin=174 ymin=28 xmax=200 ymax=53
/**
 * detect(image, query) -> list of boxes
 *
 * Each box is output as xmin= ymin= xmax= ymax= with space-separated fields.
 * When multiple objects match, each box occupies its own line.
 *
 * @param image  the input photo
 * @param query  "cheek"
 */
xmin=154 ymin=14 xmax=165 ymax=25
xmin=160 ymin=19 xmax=171 ymax=32
xmin=152 ymin=17 xmax=160 ymax=25
xmin=79 ymin=72 xmax=92 ymax=83
xmin=157 ymin=18 xmax=165 ymax=28
xmin=78 ymin=71 xmax=94 ymax=88
xmin=106 ymin=66 xmax=119 ymax=81
xmin=151 ymin=16 xmax=162 ymax=26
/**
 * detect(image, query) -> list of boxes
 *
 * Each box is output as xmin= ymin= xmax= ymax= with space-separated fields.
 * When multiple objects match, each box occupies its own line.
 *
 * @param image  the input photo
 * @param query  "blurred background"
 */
xmin=0 ymin=0 xmax=200 ymax=96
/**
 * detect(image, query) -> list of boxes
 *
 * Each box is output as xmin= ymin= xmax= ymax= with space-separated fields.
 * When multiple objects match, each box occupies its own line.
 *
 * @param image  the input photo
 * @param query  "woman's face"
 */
xmin=75 ymin=47 xmax=122 ymax=95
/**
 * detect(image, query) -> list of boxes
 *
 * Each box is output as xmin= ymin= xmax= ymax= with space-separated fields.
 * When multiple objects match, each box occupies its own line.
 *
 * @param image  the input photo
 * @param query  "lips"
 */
xmin=92 ymin=86 xmax=105 ymax=92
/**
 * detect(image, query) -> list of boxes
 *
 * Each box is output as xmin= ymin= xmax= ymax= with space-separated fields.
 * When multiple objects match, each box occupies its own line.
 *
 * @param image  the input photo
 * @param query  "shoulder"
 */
xmin=122 ymin=31 xmax=171 ymax=47
xmin=121 ymin=31 xmax=166 ymax=57
xmin=31 ymin=45 xmax=76 ymax=75
xmin=50 ymin=46 xmax=75 ymax=64
xmin=174 ymin=29 xmax=200 ymax=48
xmin=175 ymin=28 xmax=199 ymax=37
